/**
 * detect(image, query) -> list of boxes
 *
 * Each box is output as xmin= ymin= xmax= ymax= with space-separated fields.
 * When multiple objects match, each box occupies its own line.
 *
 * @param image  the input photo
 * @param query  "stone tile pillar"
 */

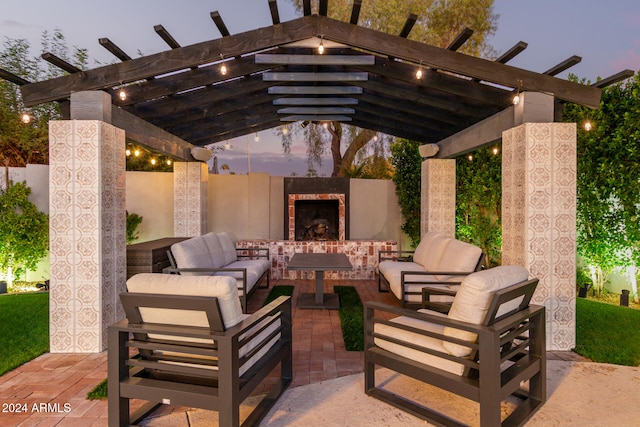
xmin=49 ymin=120 xmax=126 ymax=352
xmin=174 ymin=162 xmax=208 ymax=236
xmin=502 ymin=123 xmax=577 ymax=350
xmin=421 ymin=159 xmax=456 ymax=238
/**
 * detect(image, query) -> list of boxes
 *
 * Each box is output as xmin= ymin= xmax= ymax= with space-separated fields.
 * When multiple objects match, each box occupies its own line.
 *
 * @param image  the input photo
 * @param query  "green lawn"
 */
xmin=574 ymin=297 xmax=640 ymax=366
xmin=0 ymin=292 xmax=49 ymax=376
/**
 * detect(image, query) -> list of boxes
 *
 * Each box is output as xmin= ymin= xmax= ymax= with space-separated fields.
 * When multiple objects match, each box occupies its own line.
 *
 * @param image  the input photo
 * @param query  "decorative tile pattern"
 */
xmin=49 ymin=120 xmax=126 ymax=352
xmin=421 ymin=159 xmax=456 ymax=238
xmin=174 ymin=162 xmax=208 ymax=237
xmin=236 ymin=240 xmax=397 ymax=280
xmin=502 ymin=123 xmax=577 ymax=350
xmin=287 ymin=193 xmax=346 ymax=240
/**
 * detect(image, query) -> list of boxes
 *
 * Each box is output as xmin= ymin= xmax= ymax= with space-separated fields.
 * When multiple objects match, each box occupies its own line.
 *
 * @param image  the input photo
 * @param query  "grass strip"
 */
xmin=334 ymin=286 xmax=364 ymax=351
xmin=574 ymin=297 xmax=640 ymax=366
xmin=87 ymin=378 xmax=108 ymax=400
xmin=262 ymin=285 xmax=294 ymax=306
xmin=0 ymin=292 xmax=49 ymax=376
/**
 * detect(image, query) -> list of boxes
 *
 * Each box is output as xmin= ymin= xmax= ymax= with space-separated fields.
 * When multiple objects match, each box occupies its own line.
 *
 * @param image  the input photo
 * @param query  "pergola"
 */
xmin=1 ymin=0 xmax=633 ymax=353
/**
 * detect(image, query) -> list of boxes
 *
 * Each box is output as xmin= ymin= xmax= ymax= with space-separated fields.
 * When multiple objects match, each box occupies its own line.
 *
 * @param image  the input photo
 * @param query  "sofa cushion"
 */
xmin=379 ymin=260 xmax=429 ymax=302
xmin=437 ymin=239 xmax=482 ymax=273
xmin=217 ymin=232 xmax=238 ymax=265
xmin=202 ymin=232 xmax=225 ymax=269
xmin=126 ymin=273 xmax=244 ymax=329
xmin=442 ymin=266 xmax=529 ymax=357
xmin=216 ymin=259 xmax=271 ymax=296
xmin=412 ymin=232 xmax=450 ymax=271
xmin=171 ymin=236 xmax=212 ymax=276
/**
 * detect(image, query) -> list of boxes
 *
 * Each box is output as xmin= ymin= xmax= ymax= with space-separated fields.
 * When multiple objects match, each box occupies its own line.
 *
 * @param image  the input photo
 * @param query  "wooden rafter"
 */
xmin=591 ymin=69 xmax=635 ymax=88
xmin=447 ymin=28 xmax=474 ymax=51
xmin=99 ymin=38 xmax=131 ymax=61
xmin=41 ymin=53 xmax=81 ymax=73
xmin=350 ymin=0 xmax=362 ymax=25
xmin=154 ymin=25 xmax=181 ymax=49
xmin=544 ymin=55 xmax=581 ymax=76
xmin=210 ymin=11 xmax=230 ymax=37
xmin=399 ymin=14 xmax=418 ymax=38
xmin=268 ymin=0 xmax=280 ymax=25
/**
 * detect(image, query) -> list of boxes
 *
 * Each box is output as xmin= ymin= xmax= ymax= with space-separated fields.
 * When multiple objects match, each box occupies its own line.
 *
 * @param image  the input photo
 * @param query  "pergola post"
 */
xmin=421 ymin=158 xmax=456 ymax=238
xmin=502 ymin=122 xmax=577 ymax=350
xmin=173 ymin=162 xmax=209 ymax=236
xmin=49 ymin=92 xmax=126 ymax=352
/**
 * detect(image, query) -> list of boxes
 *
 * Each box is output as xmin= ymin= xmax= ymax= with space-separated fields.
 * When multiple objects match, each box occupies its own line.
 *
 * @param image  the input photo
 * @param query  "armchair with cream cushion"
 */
xmin=365 ymin=265 xmax=546 ymax=427
xmin=108 ymin=273 xmax=291 ymax=427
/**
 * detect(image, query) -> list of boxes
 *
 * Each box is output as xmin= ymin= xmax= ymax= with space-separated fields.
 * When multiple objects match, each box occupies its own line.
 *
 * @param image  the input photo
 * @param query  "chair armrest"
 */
xmin=421 ymin=286 xmax=458 ymax=313
xmin=378 ymin=250 xmax=415 ymax=262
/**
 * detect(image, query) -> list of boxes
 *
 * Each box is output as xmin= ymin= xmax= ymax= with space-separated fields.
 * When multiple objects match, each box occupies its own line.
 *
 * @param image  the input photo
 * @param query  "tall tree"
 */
xmin=0 ymin=30 xmax=88 ymax=167
xmin=284 ymin=0 xmax=498 ymax=176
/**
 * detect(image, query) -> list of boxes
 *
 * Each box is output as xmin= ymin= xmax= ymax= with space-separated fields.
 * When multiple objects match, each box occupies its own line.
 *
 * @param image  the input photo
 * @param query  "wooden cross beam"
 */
xmin=0 ymin=68 xmax=30 ymax=85
xmin=350 ymin=0 xmax=362 ymax=25
xmin=154 ymin=25 xmax=181 ymax=49
xmin=399 ymin=14 xmax=418 ymax=38
xmin=41 ymin=53 xmax=81 ymax=73
xmin=447 ymin=28 xmax=474 ymax=51
xmin=544 ymin=55 xmax=582 ymax=76
xmin=210 ymin=11 xmax=230 ymax=37
xmin=592 ymin=69 xmax=635 ymax=88
xmin=268 ymin=0 xmax=280 ymax=25
xmin=99 ymin=38 xmax=131 ymax=61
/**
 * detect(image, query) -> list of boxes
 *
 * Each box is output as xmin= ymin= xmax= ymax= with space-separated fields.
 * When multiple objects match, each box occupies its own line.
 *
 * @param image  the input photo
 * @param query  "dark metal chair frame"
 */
xmin=165 ymin=245 xmax=270 ymax=313
xmin=377 ymin=249 xmax=485 ymax=308
xmin=365 ymin=278 xmax=546 ymax=427
xmin=108 ymin=294 xmax=292 ymax=427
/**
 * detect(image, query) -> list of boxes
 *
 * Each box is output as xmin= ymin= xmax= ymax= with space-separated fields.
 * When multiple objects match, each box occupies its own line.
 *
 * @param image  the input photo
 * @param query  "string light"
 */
xmin=224 ymin=141 xmax=231 ymax=150
xmin=584 ymin=120 xmax=593 ymax=131
xmin=373 ymin=135 xmax=378 ymax=142
xmin=21 ymin=112 xmax=31 ymax=123
xmin=318 ymin=36 xmax=325 ymax=54
xmin=125 ymin=149 xmax=131 ymax=156
xmin=323 ymin=122 xmax=329 ymax=129
xmin=166 ymin=159 xmax=172 ymax=166
xmin=150 ymin=158 xmax=157 ymax=166
xmin=254 ymin=133 xmax=260 ymax=142
xmin=282 ymin=126 xmax=289 ymax=135
xmin=134 ymin=149 xmax=141 ymax=157
xmin=492 ymin=147 xmax=499 ymax=155
xmin=415 ymin=61 xmax=423 ymax=79
xmin=118 ymin=89 xmax=127 ymax=101
xmin=468 ymin=154 xmax=473 ymax=161
xmin=513 ymin=79 xmax=522 ymax=105
xmin=219 ymin=54 xmax=227 ymax=75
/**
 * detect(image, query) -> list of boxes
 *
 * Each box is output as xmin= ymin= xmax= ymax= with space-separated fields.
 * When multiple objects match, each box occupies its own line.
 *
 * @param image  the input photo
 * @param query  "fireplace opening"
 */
xmin=294 ymin=200 xmax=339 ymax=241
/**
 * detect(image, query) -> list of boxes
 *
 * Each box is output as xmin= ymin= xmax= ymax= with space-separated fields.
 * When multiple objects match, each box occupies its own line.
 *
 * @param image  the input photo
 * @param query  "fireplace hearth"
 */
xmin=284 ymin=178 xmax=350 ymax=241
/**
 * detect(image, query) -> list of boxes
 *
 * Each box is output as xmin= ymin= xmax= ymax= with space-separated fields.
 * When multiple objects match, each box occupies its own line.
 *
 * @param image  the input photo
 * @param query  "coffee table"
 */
xmin=287 ymin=253 xmax=353 ymax=309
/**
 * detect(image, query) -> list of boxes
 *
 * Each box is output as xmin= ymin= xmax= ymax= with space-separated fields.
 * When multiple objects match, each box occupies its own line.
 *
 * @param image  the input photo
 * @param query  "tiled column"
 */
xmin=174 ymin=162 xmax=208 ymax=236
xmin=48 ymin=120 xmax=126 ymax=352
xmin=502 ymin=123 xmax=577 ymax=350
xmin=421 ymin=159 xmax=456 ymax=238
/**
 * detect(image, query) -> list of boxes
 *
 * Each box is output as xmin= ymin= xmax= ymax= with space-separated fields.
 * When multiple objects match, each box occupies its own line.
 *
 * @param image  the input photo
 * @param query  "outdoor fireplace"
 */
xmin=284 ymin=178 xmax=350 ymax=241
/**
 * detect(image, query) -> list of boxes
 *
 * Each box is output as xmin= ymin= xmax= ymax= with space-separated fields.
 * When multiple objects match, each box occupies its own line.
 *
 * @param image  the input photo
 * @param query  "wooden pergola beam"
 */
xmin=447 ymin=27 xmax=474 ymax=51
xmin=0 ymin=68 xmax=30 ymax=85
xmin=41 ymin=52 xmax=81 ymax=73
xmin=319 ymin=0 xmax=328 ymax=16
xmin=210 ymin=11 xmax=230 ymax=37
xmin=350 ymin=0 xmax=362 ymax=25
xmin=154 ymin=25 xmax=181 ymax=49
xmin=303 ymin=0 xmax=311 ymax=16
xmin=98 ymin=38 xmax=132 ymax=61
xmin=20 ymin=15 xmax=317 ymax=106
xmin=315 ymin=15 xmax=601 ymax=107
xmin=399 ymin=14 xmax=418 ymax=38
xmin=495 ymin=41 xmax=528 ymax=63
xmin=268 ymin=0 xmax=280 ymax=25
xmin=592 ymin=69 xmax=635 ymax=88
xmin=543 ymin=55 xmax=581 ymax=76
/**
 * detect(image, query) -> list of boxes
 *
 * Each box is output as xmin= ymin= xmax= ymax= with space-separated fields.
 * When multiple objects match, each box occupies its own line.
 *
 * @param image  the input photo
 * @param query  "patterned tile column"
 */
xmin=502 ymin=123 xmax=577 ymax=350
xmin=421 ymin=159 xmax=456 ymax=238
xmin=49 ymin=120 xmax=126 ymax=352
xmin=174 ymin=162 xmax=208 ymax=236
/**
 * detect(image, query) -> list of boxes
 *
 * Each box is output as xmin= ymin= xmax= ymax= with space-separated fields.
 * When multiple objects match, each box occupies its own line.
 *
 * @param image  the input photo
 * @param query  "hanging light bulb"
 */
xmin=323 ymin=122 xmax=329 ymax=129
xmin=513 ymin=79 xmax=522 ymax=105
xmin=415 ymin=67 xmax=423 ymax=79
xmin=125 ymin=149 xmax=131 ymax=156
xmin=492 ymin=147 xmax=499 ymax=155
xmin=254 ymin=133 xmax=260 ymax=142
xmin=118 ymin=89 xmax=127 ymax=101
xmin=373 ymin=135 xmax=379 ymax=142
xmin=224 ymin=141 xmax=231 ymax=150
xmin=282 ymin=126 xmax=289 ymax=135
xmin=21 ymin=112 xmax=31 ymax=123
xmin=468 ymin=154 xmax=473 ymax=161
xmin=318 ymin=36 xmax=325 ymax=54
xmin=219 ymin=54 xmax=227 ymax=75
xmin=166 ymin=159 xmax=172 ymax=166
xmin=134 ymin=149 xmax=141 ymax=157
xmin=150 ymin=158 xmax=157 ymax=166
xmin=584 ymin=120 xmax=593 ymax=131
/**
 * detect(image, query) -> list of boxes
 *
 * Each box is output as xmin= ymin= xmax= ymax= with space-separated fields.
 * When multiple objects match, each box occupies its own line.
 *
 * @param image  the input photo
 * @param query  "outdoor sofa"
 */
xmin=165 ymin=232 xmax=270 ymax=312
xmin=365 ymin=265 xmax=546 ymax=426
xmin=108 ymin=273 xmax=292 ymax=427
xmin=378 ymin=231 xmax=485 ymax=308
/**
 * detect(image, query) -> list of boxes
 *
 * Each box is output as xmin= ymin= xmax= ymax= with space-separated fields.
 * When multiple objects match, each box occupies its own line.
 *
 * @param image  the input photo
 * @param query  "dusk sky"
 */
xmin=2 ymin=0 xmax=639 ymax=176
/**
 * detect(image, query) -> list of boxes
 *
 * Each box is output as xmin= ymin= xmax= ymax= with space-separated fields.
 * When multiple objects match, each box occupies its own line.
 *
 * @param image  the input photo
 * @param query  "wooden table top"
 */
xmin=287 ymin=253 xmax=353 ymax=271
